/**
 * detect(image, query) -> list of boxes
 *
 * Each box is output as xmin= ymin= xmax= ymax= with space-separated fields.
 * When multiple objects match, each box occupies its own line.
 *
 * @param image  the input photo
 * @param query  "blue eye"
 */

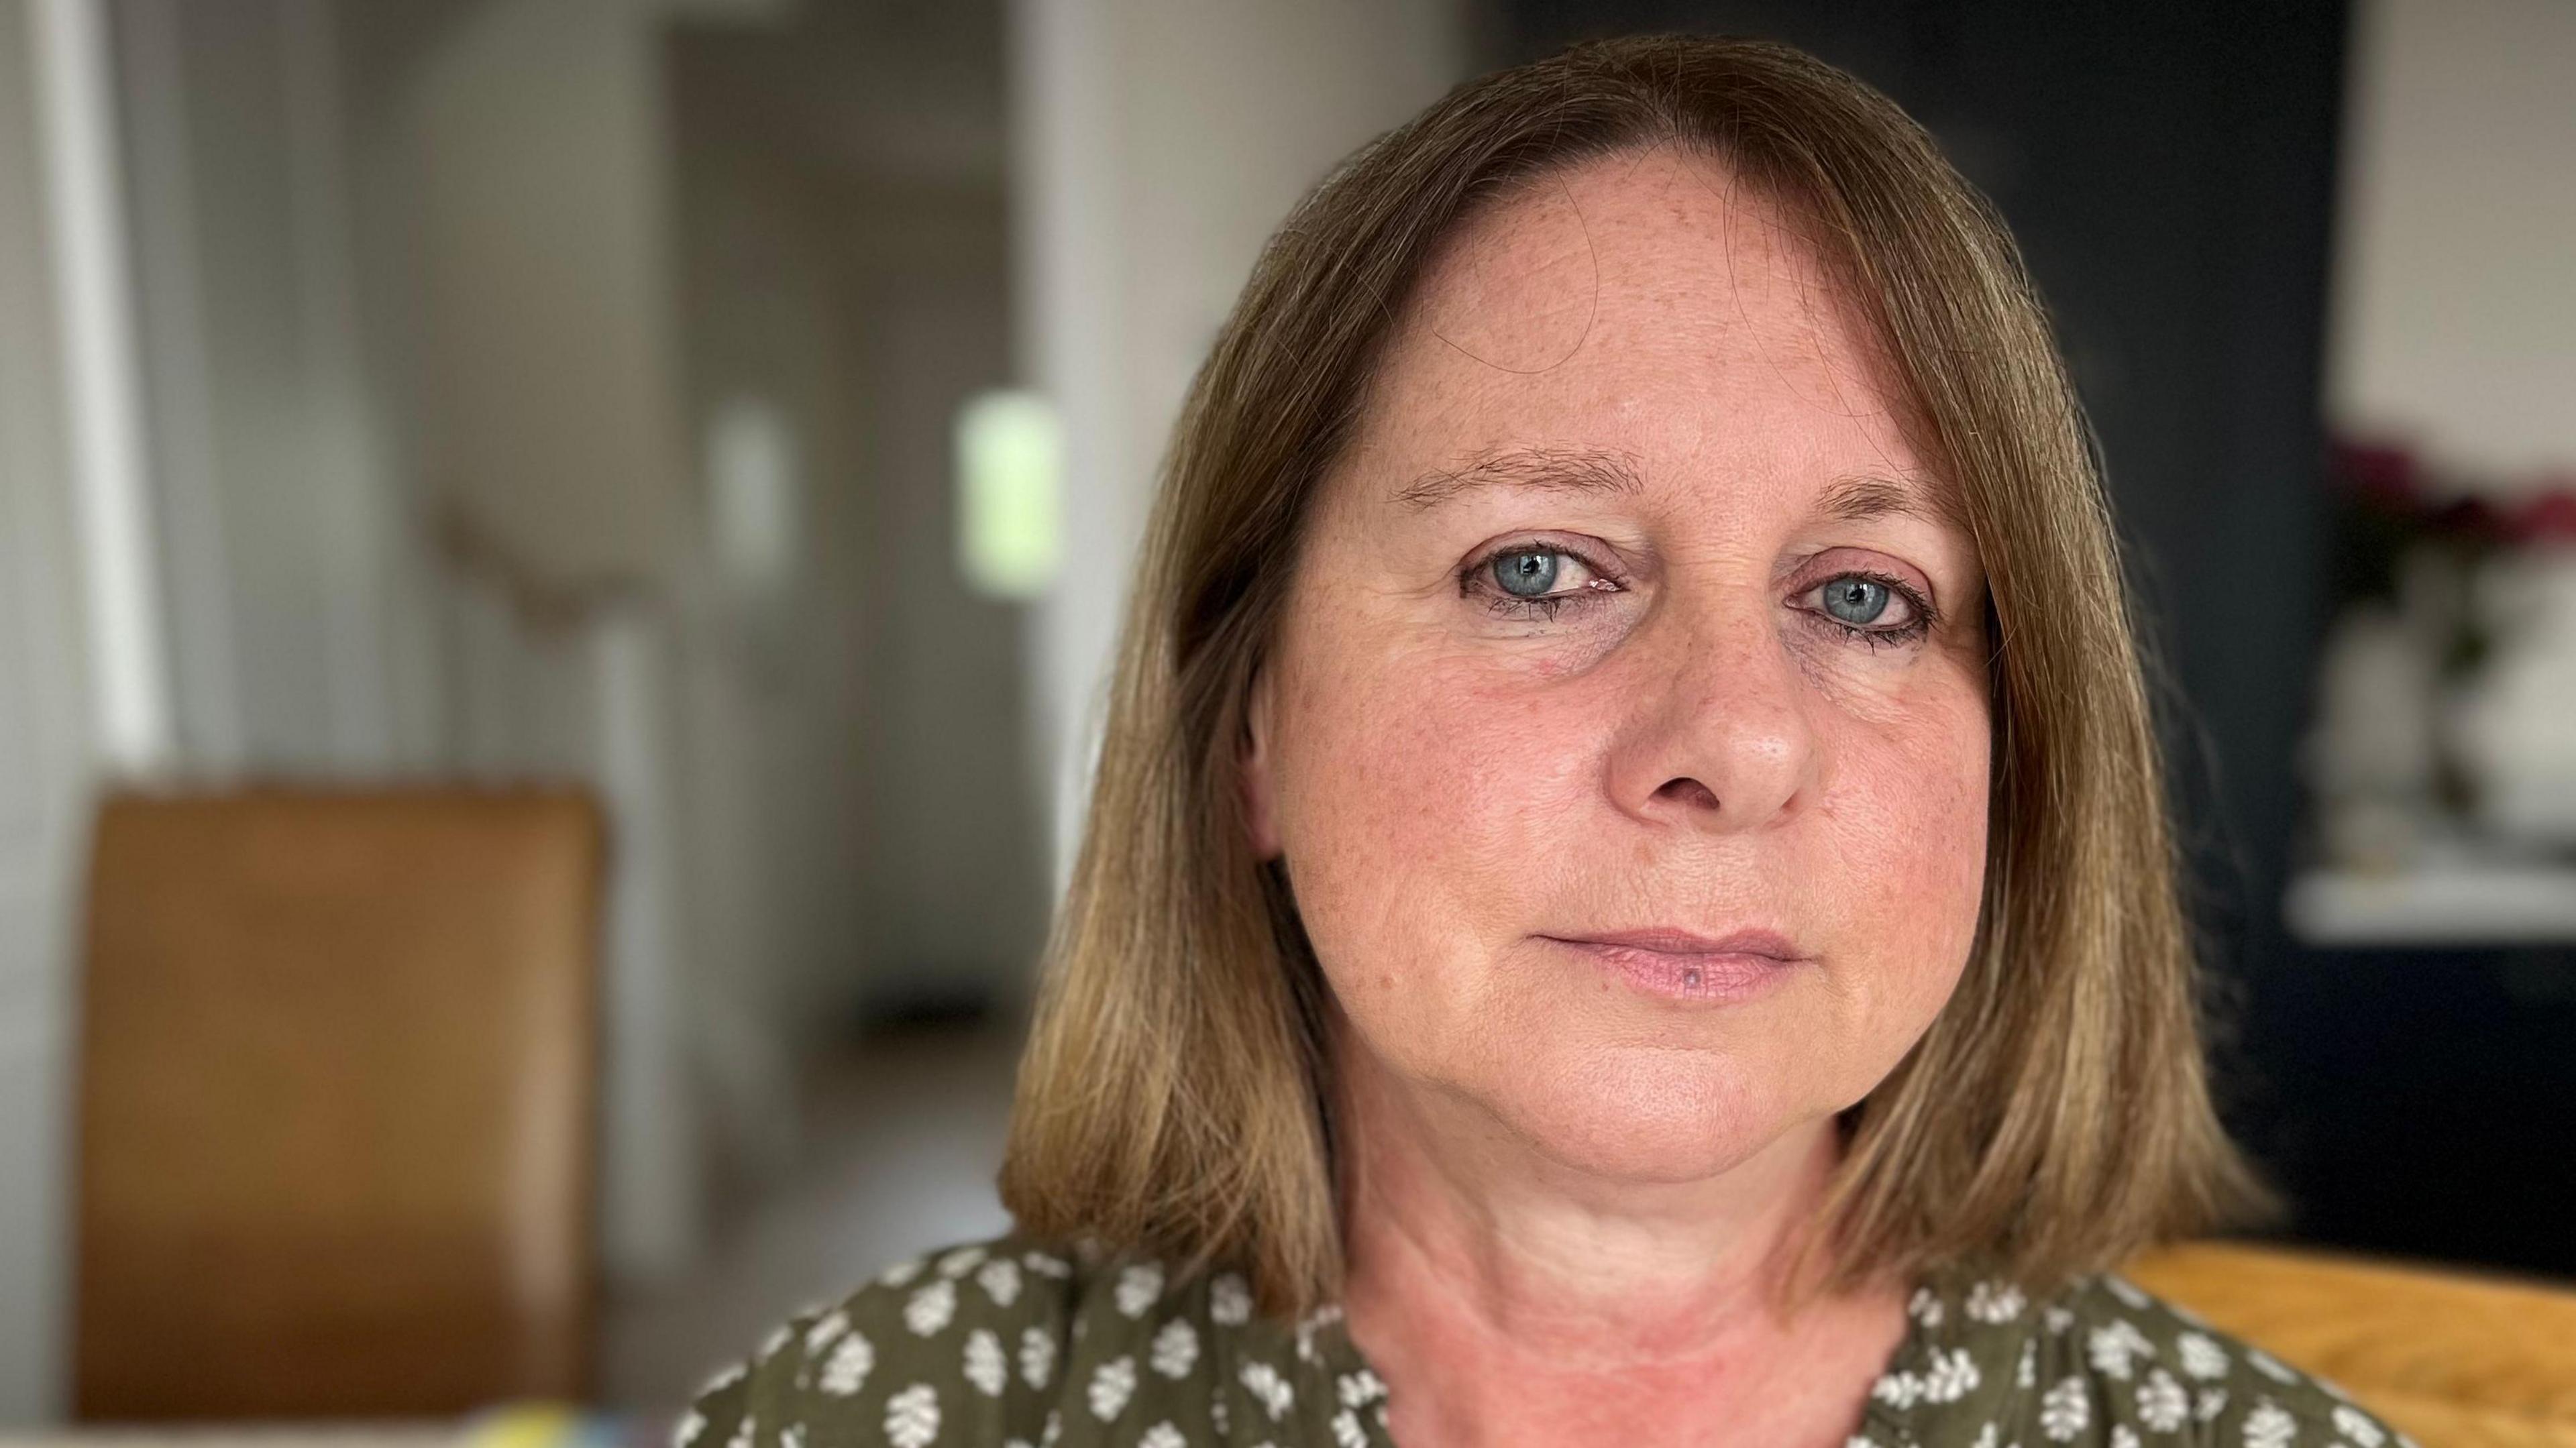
xmin=1805 ymin=571 xmax=1937 ymax=649
xmin=1821 ymin=576 xmax=1890 ymax=626
xmin=1493 ymin=550 xmax=1561 ymax=598
xmin=1462 ymin=541 xmax=1623 ymax=622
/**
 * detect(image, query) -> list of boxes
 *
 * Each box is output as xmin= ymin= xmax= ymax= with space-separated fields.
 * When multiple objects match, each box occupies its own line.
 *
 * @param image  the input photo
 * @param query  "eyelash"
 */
xmin=1457 ymin=540 xmax=1629 ymax=623
xmin=1457 ymin=541 xmax=1940 ymax=647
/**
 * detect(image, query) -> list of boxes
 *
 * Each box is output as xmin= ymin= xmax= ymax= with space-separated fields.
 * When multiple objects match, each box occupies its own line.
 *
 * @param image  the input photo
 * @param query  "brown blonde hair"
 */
xmin=999 ymin=33 xmax=2265 ymax=1317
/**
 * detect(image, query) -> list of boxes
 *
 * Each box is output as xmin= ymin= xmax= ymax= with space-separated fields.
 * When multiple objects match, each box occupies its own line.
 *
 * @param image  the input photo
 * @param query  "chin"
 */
xmin=1478 ymin=1041 xmax=1819 ymax=1184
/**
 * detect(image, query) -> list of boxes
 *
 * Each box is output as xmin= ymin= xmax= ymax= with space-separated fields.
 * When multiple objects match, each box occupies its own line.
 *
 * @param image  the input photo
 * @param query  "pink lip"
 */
xmin=1541 ymin=927 xmax=1810 ymax=1004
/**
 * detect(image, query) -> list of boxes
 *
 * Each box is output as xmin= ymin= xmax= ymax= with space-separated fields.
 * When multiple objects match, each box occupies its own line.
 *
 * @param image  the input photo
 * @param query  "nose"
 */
xmin=1603 ymin=591 xmax=1820 ymax=833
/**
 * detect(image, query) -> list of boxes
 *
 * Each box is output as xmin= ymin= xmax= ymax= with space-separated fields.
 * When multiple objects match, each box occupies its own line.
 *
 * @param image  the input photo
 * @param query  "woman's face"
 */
xmin=1242 ymin=147 xmax=1993 ymax=1184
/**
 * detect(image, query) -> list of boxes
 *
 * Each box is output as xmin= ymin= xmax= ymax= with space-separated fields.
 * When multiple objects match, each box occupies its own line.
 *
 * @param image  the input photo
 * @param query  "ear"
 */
xmin=1239 ymin=659 xmax=1284 ymax=860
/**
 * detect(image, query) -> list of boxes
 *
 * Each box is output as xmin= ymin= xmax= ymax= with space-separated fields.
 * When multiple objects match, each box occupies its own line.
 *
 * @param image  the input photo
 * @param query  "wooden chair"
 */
xmin=72 ymin=786 xmax=606 ymax=1418
xmin=2125 ymin=1240 xmax=2576 ymax=1447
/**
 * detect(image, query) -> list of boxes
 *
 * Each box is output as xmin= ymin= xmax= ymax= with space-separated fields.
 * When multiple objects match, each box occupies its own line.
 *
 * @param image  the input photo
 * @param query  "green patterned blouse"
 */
xmin=678 ymin=1229 xmax=2411 ymax=1448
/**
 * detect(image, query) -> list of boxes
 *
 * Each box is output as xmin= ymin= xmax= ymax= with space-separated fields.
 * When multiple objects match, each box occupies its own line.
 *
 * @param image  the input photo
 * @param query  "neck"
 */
xmin=1330 ymin=1028 xmax=1907 ymax=1447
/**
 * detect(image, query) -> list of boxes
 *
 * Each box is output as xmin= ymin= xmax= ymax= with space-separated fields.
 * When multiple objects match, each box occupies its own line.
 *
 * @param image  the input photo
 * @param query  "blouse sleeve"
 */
xmin=673 ymin=1308 xmax=819 ymax=1448
xmin=671 ymin=1237 xmax=1074 ymax=1448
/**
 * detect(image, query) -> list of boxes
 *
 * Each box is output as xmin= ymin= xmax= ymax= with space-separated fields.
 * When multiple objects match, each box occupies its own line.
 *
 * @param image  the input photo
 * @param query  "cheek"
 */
xmin=1822 ymin=684 xmax=1992 ymax=1013
xmin=1267 ymin=616 xmax=1598 ymax=1025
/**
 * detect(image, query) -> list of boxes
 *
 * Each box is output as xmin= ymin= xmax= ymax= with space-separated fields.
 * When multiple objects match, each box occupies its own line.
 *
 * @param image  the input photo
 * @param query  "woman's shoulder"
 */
xmin=676 ymin=1229 xmax=1087 ymax=1448
xmin=676 ymin=1229 xmax=1354 ymax=1448
xmin=1877 ymin=1264 xmax=2418 ymax=1448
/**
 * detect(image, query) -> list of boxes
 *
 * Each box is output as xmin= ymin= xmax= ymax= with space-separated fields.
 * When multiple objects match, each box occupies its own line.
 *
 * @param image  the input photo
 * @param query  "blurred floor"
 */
xmin=600 ymin=1022 xmax=1022 ymax=1410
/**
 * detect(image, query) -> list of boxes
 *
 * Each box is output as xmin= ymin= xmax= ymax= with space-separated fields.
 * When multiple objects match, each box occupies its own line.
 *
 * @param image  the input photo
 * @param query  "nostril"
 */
xmin=1656 ymin=777 xmax=1720 ymax=811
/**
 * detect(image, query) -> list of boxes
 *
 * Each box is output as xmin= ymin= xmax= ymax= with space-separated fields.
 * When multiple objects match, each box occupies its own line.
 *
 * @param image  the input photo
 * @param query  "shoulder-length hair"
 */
xmin=999 ymin=32 xmax=2265 ymax=1317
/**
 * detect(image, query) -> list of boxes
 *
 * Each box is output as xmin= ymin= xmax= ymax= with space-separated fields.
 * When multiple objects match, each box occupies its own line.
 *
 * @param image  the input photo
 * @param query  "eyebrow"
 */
xmin=1391 ymin=445 xmax=1646 ymax=511
xmin=1813 ymin=471 xmax=1972 ymax=536
xmin=1392 ymin=444 xmax=1970 ymax=536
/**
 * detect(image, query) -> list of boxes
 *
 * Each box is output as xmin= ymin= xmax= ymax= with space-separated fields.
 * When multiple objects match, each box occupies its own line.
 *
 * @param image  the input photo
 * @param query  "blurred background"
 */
xmin=0 ymin=0 xmax=2569 ymax=1432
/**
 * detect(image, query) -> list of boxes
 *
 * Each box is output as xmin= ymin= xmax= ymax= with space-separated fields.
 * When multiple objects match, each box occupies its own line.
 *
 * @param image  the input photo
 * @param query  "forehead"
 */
xmin=1344 ymin=145 xmax=1948 ymax=523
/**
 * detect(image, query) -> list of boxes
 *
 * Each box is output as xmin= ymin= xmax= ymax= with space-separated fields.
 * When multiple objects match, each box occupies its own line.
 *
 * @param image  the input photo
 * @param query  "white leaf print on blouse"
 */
xmin=1210 ymin=1274 xmax=1252 ymax=1327
xmin=978 ymin=1258 xmax=1023 ymax=1308
xmin=1139 ymin=1425 xmax=1187 ymax=1448
xmin=2039 ymin=1376 xmax=2090 ymax=1443
xmin=1020 ymin=1326 xmax=1057 ymax=1389
xmin=2086 ymin=1320 xmax=2156 ymax=1382
xmin=1330 ymin=1410 xmax=1368 ymax=1448
xmin=1966 ymin=1281 xmax=2028 ymax=1324
xmin=1240 ymin=1361 xmax=1295 ymax=1421
xmin=1923 ymin=1347 xmax=1981 ymax=1402
xmin=1293 ymin=1305 xmax=1343 ymax=1365
xmin=668 ymin=1409 xmax=704 ymax=1448
xmin=1151 ymin=1319 xmax=1200 ymax=1378
xmin=821 ymin=1333 xmax=876 ymax=1396
xmin=1874 ymin=1347 xmax=1981 ymax=1411
xmin=2177 ymin=1332 xmax=2231 ymax=1380
xmin=965 ymin=1328 xmax=1008 ymax=1396
xmin=938 ymin=1245 xmax=989 ymax=1278
xmin=2243 ymin=1400 xmax=2296 ymax=1448
xmin=906 ymin=1279 xmax=959 ymax=1337
xmin=2108 ymin=1427 xmax=2140 ymax=1448
xmin=884 ymin=1383 xmax=941 ymax=1448
xmin=2137 ymin=1368 xmax=2189 ymax=1432
xmin=1089 ymin=1355 xmax=1138 ymax=1421
xmin=1116 ymin=1264 xmax=1165 ymax=1319
xmin=805 ymin=1310 xmax=851 ymax=1355
xmin=1870 ymin=1372 xmax=1923 ymax=1411
xmin=2333 ymin=1404 xmax=2387 ymax=1447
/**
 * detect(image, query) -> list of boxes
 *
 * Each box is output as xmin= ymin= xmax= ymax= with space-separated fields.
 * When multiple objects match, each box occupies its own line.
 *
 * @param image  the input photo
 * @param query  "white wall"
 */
xmin=402 ymin=0 xmax=691 ymax=590
xmin=1010 ymin=0 xmax=1470 ymax=881
xmin=0 ymin=1 xmax=94 ymax=1416
xmin=2330 ymin=0 xmax=2576 ymax=489
xmin=117 ymin=0 xmax=429 ymax=774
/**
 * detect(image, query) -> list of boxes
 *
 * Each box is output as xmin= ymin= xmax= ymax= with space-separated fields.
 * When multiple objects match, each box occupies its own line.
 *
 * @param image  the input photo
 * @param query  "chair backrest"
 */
xmin=73 ymin=786 xmax=605 ymax=1419
xmin=2124 ymin=1239 xmax=2576 ymax=1447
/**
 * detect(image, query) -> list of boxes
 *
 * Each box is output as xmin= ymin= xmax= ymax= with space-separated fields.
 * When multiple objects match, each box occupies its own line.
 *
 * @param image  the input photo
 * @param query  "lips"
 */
xmin=1540 ymin=926 xmax=1810 ymax=1003
xmin=1546 ymin=926 xmax=1809 ymax=961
